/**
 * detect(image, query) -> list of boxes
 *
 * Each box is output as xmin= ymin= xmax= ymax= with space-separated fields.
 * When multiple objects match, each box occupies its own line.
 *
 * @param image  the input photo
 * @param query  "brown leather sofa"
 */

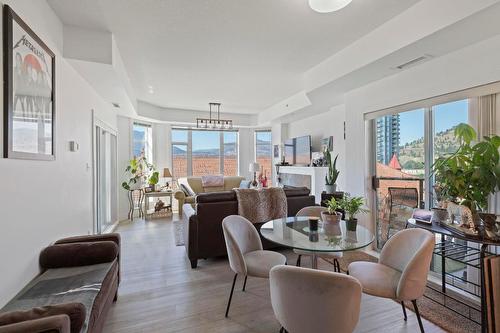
xmin=183 ymin=187 xmax=315 ymax=268
xmin=0 ymin=234 xmax=120 ymax=333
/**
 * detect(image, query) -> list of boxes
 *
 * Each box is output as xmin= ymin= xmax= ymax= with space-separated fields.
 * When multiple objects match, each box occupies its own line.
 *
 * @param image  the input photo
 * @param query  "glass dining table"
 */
xmin=260 ymin=216 xmax=375 ymax=269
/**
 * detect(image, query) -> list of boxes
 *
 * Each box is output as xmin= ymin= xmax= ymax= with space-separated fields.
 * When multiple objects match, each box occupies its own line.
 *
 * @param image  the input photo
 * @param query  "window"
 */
xmin=255 ymin=130 xmax=272 ymax=179
xmin=372 ymin=99 xmax=469 ymax=249
xmin=192 ymin=130 xmax=220 ymax=176
xmin=223 ymin=132 xmax=238 ymax=176
xmin=171 ymin=128 xmax=239 ymax=178
xmin=172 ymin=129 xmax=188 ymax=180
xmin=132 ymin=123 xmax=153 ymax=162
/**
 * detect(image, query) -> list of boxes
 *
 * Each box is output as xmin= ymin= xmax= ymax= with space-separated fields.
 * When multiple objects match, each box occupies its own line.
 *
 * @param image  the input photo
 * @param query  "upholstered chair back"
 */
xmin=270 ymin=265 xmax=362 ymax=333
xmin=379 ymin=228 xmax=435 ymax=301
xmin=296 ymin=206 xmax=327 ymax=218
xmin=222 ymin=215 xmax=263 ymax=275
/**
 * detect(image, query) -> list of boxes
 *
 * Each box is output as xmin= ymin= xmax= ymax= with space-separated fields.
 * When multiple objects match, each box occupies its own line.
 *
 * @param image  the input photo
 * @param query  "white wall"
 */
xmin=286 ymin=105 xmax=346 ymax=190
xmin=0 ymin=0 xmax=116 ymax=306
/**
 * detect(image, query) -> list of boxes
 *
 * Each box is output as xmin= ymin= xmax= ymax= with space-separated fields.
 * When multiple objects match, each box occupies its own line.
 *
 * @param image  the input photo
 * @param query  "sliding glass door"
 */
xmin=372 ymin=100 xmax=469 ymax=249
xmin=95 ymin=125 xmax=118 ymax=234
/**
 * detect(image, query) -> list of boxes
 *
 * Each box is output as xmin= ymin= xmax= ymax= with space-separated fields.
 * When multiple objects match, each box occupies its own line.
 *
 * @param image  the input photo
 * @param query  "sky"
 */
xmin=398 ymin=99 xmax=468 ymax=145
xmin=171 ymin=129 xmax=238 ymax=150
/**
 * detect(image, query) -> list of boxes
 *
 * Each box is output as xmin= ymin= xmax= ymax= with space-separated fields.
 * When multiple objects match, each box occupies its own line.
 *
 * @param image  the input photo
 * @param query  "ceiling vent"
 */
xmin=395 ymin=54 xmax=433 ymax=70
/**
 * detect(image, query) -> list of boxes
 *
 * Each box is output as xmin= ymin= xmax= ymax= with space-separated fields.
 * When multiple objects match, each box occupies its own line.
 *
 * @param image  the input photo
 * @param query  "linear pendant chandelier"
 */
xmin=196 ymin=102 xmax=233 ymax=129
xmin=308 ymin=0 xmax=352 ymax=13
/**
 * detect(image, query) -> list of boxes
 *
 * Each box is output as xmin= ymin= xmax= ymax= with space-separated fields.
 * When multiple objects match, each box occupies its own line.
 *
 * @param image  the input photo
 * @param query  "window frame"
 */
xmin=254 ymin=129 xmax=272 ymax=176
xmin=131 ymin=122 xmax=153 ymax=162
xmin=171 ymin=127 xmax=239 ymax=178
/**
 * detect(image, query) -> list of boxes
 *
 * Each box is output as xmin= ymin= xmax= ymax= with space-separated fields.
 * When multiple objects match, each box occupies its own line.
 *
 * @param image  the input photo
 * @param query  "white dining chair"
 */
xmin=348 ymin=228 xmax=435 ymax=333
xmin=222 ymin=215 xmax=287 ymax=317
xmin=270 ymin=265 xmax=362 ymax=333
xmin=294 ymin=206 xmax=342 ymax=272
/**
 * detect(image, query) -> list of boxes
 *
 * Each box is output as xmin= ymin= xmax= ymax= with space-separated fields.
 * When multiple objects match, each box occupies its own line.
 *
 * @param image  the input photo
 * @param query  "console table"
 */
xmin=407 ymin=218 xmax=500 ymax=332
xmin=144 ymin=190 xmax=173 ymax=220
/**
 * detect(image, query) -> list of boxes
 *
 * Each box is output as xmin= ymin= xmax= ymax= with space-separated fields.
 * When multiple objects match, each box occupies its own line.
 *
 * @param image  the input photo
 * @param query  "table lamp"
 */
xmin=163 ymin=168 xmax=172 ymax=188
xmin=249 ymin=162 xmax=260 ymax=187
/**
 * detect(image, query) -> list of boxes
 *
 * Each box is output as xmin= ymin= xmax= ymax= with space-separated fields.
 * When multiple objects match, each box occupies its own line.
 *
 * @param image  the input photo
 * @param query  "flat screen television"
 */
xmin=284 ymin=135 xmax=312 ymax=166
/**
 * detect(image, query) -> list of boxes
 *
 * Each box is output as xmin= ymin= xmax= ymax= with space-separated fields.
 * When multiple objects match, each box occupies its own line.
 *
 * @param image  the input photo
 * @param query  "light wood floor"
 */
xmin=103 ymin=216 xmax=446 ymax=333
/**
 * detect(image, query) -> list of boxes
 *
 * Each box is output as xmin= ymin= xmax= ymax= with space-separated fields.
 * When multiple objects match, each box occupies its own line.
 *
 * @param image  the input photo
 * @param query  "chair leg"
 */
xmin=401 ymin=301 xmax=407 ymax=321
xmin=296 ymin=255 xmax=302 ymax=267
xmin=225 ymin=274 xmax=238 ymax=318
xmin=333 ymin=259 xmax=340 ymax=272
xmin=279 ymin=327 xmax=284 ymax=333
xmin=242 ymin=275 xmax=248 ymax=292
xmin=411 ymin=299 xmax=424 ymax=333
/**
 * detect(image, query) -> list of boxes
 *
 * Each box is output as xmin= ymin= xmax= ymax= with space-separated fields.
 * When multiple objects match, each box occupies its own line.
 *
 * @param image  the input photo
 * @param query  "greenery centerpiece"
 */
xmin=432 ymin=123 xmax=500 ymax=235
xmin=324 ymin=149 xmax=340 ymax=193
xmin=339 ymin=193 xmax=369 ymax=231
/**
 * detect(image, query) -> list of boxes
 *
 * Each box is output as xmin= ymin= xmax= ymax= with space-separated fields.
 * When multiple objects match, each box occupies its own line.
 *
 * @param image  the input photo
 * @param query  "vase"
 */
xmin=325 ymin=184 xmax=337 ymax=194
xmin=321 ymin=211 xmax=341 ymax=225
xmin=346 ymin=218 xmax=358 ymax=232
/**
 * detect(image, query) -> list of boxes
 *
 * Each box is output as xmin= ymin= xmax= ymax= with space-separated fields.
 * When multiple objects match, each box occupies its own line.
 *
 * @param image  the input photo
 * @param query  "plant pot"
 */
xmin=346 ymin=218 xmax=358 ymax=232
xmin=321 ymin=211 xmax=341 ymax=225
xmin=325 ymin=184 xmax=337 ymax=194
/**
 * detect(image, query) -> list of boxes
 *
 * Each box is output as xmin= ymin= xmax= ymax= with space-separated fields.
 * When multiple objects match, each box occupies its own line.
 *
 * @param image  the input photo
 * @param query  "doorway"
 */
xmin=94 ymin=119 xmax=118 ymax=234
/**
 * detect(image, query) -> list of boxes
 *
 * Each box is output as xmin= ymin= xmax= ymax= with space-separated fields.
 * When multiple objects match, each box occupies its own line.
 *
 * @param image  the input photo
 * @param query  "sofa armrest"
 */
xmin=40 ymin=241 xmax=118 ymax=269
xmin=55 ymin=233 xmax=120 ymax=247
xmin=0 ymin=302 xmax=85 ymax=333
xmin=182 ymin=204 xmax=198 ymax=267
xmin=0 ymin=315 xmax=70 ymax=333
xmin=54 ymin=233 xmax=121 ymax=283
xmin=174 ymin=190 xmax=186 ymax=200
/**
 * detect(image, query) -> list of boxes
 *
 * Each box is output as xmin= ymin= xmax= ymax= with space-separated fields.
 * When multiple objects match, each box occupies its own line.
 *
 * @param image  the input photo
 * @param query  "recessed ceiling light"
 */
xmin=309 ymin=0 xmax=353 ymax=13
xmin=148 ymin=85 xmax=154 ymax=94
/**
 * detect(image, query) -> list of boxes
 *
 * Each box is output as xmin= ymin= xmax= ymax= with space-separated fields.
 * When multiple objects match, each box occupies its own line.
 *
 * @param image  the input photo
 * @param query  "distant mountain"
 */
xmin=398 ymin=126 xmax=460 ymax=169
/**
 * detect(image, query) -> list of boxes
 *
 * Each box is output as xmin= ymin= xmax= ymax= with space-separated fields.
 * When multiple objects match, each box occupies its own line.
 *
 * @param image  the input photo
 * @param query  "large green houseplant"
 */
xmin=324 ymin=149 xmax=340 ymax=193
xmin=432 ymin=123 xmax=500 ymax=228
xmin=121 ymin=156 xmax=159 ymax=191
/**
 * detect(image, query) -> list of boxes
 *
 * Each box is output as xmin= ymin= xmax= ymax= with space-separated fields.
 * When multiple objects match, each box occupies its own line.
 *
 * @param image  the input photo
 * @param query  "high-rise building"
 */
xmin=376 ymin=115 xmax=400 ymax=165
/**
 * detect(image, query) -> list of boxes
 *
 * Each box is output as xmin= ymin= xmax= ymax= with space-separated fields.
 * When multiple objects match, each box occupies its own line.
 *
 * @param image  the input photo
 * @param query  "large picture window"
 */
xmin=132 ymin=123 xmax=153 ymax=161
xmin=255 ymin=130 xmax=272 ymax=179
xmin=171 ymin=128 xmax=239 ymax=179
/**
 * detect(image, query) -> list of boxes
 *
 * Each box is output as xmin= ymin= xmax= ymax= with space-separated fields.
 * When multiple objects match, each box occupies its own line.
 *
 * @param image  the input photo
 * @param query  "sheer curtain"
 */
xmin=469 ymin=94 xmax=498 ymax=214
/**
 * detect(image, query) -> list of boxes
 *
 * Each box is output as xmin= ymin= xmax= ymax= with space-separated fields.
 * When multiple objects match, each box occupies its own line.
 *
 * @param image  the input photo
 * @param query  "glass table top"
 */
xmin=260 ymin=216 xmax=375 ymax=253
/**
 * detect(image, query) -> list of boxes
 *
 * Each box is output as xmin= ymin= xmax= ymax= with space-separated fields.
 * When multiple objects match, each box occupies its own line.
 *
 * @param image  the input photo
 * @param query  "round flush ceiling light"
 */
xmin=308 ymin=0 xmax=353 ymax=13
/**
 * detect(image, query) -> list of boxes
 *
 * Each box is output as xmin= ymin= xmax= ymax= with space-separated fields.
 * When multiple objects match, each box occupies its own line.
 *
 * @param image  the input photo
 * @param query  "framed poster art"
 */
xmin=3 ymin=5 xmax=55 ymax=160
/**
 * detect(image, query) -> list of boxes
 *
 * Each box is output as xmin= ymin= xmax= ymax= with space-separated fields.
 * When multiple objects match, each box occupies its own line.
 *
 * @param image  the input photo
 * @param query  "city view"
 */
xmin=375 ymin=100 xmax=468 ymax=246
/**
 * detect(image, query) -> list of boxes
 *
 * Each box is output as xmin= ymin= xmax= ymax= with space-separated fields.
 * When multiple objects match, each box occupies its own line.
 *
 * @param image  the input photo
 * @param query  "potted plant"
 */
xmin=324 ymin=149 xmax=340 ymax=194
xmin=339 ymin=193 xmax=369 ymax=231
xmin=432 ymin=123 xmax=500 ymax=232
xmin=121 ymin=156 xmax=157 ymax=191
xmin=321 ymin=197 xmax=342 ymax=225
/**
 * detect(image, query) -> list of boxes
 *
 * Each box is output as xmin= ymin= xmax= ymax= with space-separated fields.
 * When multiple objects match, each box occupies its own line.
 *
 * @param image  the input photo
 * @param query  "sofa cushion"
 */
xmin=1 ymin=261 xmax=115 ymax=333
xmin=180 ymin=183 xmax=195 ymax=197
xmin=239 ymin=180 xmax=251 ymax=189
xmin=196 ymin=191 xmax=236 ymax=203
xmin=0 ymin=302 xmax=86 ymax=333
xmin=283 ymin=186 xmax=310 ymax=197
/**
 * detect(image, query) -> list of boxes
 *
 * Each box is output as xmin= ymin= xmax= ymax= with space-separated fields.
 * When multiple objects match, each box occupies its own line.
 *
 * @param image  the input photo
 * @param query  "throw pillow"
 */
xmin=180 ymin=184 xmax=195 ymax=197
xmin=239 ymin=180 xmax=251 ymax=189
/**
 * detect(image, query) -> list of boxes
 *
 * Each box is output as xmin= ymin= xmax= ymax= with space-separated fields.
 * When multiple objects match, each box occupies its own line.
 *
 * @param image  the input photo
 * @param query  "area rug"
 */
xmin=173 ymin=219 xmax=184 ymax=246
xmin=336 ymin=251 xmax=481 ymax=333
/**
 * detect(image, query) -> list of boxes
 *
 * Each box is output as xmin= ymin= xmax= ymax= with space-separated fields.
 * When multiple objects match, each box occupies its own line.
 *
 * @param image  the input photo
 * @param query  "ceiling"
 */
xmin=48 ymin=0 xmax=420 ymax=114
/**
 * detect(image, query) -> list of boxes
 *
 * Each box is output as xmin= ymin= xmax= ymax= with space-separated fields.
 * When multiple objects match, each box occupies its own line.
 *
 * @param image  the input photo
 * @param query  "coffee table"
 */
xmin=260 ymin=216 xmax=375 ymax=269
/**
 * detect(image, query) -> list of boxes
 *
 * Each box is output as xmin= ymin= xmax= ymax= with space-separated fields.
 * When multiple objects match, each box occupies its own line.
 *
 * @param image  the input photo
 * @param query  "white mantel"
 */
xmin=278 ymin=166 xmax=328 ymax=204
